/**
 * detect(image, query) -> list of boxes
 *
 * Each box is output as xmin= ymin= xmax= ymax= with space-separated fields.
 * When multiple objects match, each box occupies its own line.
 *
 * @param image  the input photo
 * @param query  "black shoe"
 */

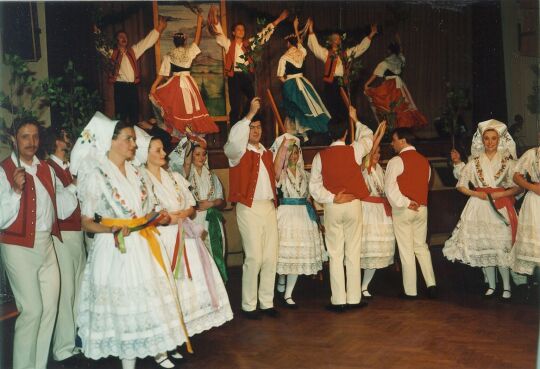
xmin=426 ymin=286 xmax=438 ymax=299
xmin=399 ymin=292 xmax=418 ymax=300
xmin=261 ymin=307 xmax=279 ymax=317
xmin=56 ymin=354 xmax=86 ymax=368
xmin=325 ymin=303 xmax=347 ymax=313
xmin=483 ymin=287 xmax=496 ymax=299
xmin=241 ymin=309 xmax=262 ymax=320
xmin=282 ymin=296 xmax=299 ymax=309
xmin=361 ymin=290 xmax=373 ymax=300
xmin=501 ymin=289 xmax=512 ymax=302
xmin=347 ymin=301 xmax=368 ymax=310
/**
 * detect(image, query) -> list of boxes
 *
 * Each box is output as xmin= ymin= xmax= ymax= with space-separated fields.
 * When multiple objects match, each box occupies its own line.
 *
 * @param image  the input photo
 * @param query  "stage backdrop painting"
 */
xmin=153 ymin=1 xmax=228 ymax=121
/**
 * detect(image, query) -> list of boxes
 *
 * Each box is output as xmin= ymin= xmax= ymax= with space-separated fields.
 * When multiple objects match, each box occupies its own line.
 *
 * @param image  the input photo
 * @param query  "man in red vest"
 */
xmin=307 ymin=21 xmax=377 ymax=120
xmin=43 ymin=127 xmax=86 ymax=365
xmin=384 ymin=127 xmax=437 ymax=299
xmin=210 ymin=7 xmax=288 ymax=124
xmin=224 ymin=98 xmax=279 ymax=319
xmin=95 ymin=18 xmax=167 ymax=124
xmin=309 ymin=106 xmax=377 ymax=312
xmin=0 ymin=120 xmax=78 ymax=369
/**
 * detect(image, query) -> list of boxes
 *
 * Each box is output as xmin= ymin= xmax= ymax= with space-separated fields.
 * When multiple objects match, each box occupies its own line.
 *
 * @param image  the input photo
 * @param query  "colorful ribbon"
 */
xmin=206 ymin=207 xmax=228 ymax=282
xmin=183 ymin=219 xmax=220 ymax=309
xmin=475 ymin=187 xmax=518 ymax=246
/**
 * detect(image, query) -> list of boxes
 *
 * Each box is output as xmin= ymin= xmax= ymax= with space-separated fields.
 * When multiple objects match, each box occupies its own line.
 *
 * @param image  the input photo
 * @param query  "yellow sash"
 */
xmin=101 ymin=216 xmax=166 ymax=273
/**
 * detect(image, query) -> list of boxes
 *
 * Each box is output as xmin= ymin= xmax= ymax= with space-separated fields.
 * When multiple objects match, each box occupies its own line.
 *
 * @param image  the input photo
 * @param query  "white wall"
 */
xmin=0 ymin=2 xmax=50 ymax=160
xmin=501 ymin=0 xmax=540 ymax=147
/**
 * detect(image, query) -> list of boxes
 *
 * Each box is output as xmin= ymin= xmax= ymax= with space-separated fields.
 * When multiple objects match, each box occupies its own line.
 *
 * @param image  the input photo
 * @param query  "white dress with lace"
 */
xmin=146 ymin=168 xmax=233 ymax=336
xmin=443 ymin=152 xmax=517 ymax=267
xmin=360 ymin=164 xmax=395 ymax=269
xmin=185 ymin=166 xmax=226 ymax=258
xmin=276 ymin=169 xmax=326 ymax=275
xmin=513 ymin=147 xmax=540 ymax=274
xmin=76 ymin=158 xmax=186 ymax=360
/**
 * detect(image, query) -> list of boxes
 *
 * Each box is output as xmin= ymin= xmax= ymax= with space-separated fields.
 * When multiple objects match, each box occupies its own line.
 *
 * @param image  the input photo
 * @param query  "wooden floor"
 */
xmin=2 ymin=247 xmax=538 ymax=369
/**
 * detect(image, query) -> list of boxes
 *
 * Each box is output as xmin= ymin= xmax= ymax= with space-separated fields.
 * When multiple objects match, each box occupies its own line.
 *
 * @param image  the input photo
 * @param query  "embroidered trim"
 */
xmin=98 ymin=166 xmax=148 ymax=218
xmin=166 ymin=169 xmax=187 ymax=206
xmin=189 ymin=168 xmax=215 ymax=201
xmin=474 ymin=155 xmax=510 ymax=187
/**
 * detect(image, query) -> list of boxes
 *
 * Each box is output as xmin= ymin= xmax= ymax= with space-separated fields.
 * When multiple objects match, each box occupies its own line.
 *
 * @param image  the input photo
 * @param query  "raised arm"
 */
xmin=293 ymin=17 xmax=301 ymax=45
xmin=346 ymin=24 xmax=377 ymax=58
xmin=194 ymin=13 xmax=203 ymax=46
xmin=395 ymin=33 xmax=403 ymax=55
xmin=207 ymin=6 xmax=231 ymax=50
xmin=224 ymin=98 xmax=260 ymax=166
xmin=273 ymin=138 xmax=291 ymax=179
xmin=306 ymin=20 xmax=328 ymax=62
xmin=273 ymin=9 xmax=289 ymax=27
xmin=249 ymin=10 xmax=289 ymax=49
xmin=132 ymin=18 xmax=167 ymax=59
xmin=349 ymin=106 xmax=375 ymax=164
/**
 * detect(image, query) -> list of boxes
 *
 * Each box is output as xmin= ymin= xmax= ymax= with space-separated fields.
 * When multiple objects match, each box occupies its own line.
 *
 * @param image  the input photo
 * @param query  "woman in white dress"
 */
xmin=71 ymin=113 xmax=186 ymax=369
xmin=443 ymin=120 xmax=521 ymax=300
xmin=271 ymin=133 xmax=325 ymax=307
xmin=178 ymin=141 xmax=228 ymax=282
xmin=512 ymin=146 xmax=540 ymax=275
xmin=134 ymin=128 xmax=232 ymax=366
xmin=360 ymin=146 xmax=395 ymax=298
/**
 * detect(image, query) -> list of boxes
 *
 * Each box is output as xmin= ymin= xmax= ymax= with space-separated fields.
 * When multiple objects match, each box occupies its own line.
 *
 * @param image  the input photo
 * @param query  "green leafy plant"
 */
xmin=0 ymin=54 xmax=48 ymax=143
xmin=324 ymin=33 xmax=365 ymax=104
xmin=40 ymin=61 xmax=102 ymax=139
xmin=434 ymin=83 xmax=471 ymax=140
xmin=235 ymin=17 xmax=272 ymax=75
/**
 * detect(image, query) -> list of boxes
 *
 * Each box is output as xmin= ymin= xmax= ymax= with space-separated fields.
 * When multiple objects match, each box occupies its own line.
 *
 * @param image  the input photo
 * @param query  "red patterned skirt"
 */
xmin=152 ymin=73 xmax=219 ymax=134
xmin=365 ymin=77 xmax=427 ymax=129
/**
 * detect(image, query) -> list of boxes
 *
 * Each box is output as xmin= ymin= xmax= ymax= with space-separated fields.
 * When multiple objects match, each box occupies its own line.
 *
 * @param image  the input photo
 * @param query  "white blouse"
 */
xmin=159 ymin=43 xmax=201 ymax=76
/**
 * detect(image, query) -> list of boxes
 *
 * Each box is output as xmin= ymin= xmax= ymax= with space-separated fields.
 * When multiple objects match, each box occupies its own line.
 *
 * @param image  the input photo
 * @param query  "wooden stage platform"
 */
xmin=1 ymin=247 xmax=534 ymax=369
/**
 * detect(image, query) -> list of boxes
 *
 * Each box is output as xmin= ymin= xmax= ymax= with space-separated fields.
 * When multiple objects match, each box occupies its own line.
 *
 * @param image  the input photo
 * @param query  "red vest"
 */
xmin=229 ymin=149 xmax=277 ymax=207
xmin=396 ymin=149 xmax=430 ymax=206
xmin=47 ymin=159 xmax=82 ymax=232
xmin=224 ymin=40 xmax=254 ymax=77
xmin=319 ymin=145 xmax=369 ymax=200
xmin=109 ymin=47 xmax=140 ymax=84
xmin=323 ymin=50 xmax=346 ymax=83
xmin=0 ymin=158 xmax=62 ymax=247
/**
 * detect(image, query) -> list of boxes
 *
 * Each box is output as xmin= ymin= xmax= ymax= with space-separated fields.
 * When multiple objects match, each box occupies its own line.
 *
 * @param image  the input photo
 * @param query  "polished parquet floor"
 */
xmin=3 ymin=247 xmax=538 ymax=369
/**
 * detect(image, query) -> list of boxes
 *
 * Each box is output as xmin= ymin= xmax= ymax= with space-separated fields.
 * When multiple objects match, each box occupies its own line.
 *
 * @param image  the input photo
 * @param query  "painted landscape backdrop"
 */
xmin=157 ymin=2 xmax=226 ymax=117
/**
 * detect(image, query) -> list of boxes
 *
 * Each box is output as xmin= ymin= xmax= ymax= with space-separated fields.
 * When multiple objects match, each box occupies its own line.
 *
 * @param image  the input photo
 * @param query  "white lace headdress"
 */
xmin=70 ymin=111 xmax=118 ymax=177
xmin=471 ymin=119 xmax=517 ymax=159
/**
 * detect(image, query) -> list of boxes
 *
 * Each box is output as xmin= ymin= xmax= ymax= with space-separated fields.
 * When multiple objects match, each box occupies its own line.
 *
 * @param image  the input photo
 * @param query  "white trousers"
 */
xmin=392 ymin=206 xmax=436 ymax=296
xmin=324 ymin=200 xmax=363 ymax=305
xmin=52 ymin=230 xmax=86 ymax=360
xmin=1 ymin=232 xmax=60 ymax=369
xmin=236 ymin=201 xmax=278 ymax=311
